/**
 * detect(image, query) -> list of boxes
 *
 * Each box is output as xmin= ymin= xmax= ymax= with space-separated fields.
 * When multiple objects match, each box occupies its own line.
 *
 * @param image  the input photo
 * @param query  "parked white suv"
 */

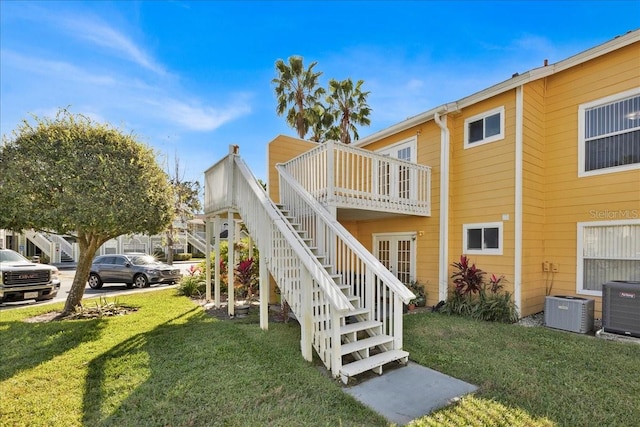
xmin=0 ymin=249 xmax=61 ymax=303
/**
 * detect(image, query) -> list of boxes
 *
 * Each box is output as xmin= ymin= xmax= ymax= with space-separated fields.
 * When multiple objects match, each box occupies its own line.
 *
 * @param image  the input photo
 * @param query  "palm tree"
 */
xmin=308 ymin=103 xmax=335 ymax=142
xmin=325 ymin=78 xmax=371 ymax=144
xmin=272 ymin=56 xmax=325 ymax=139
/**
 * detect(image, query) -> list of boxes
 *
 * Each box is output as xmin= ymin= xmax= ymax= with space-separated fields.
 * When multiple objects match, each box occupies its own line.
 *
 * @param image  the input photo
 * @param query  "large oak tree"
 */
xmin=0 ymin=110 xmax=173 ymax=314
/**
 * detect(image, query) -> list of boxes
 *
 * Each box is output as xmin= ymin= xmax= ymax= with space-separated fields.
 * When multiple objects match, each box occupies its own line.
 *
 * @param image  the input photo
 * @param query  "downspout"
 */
xmin=434 ymin=110 xmax=450 ymax=302
xmin=514 ymin=86 xmax=524 ymax=314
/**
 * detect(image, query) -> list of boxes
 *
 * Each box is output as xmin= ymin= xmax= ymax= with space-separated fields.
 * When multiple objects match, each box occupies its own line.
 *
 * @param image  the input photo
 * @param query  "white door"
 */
xmin=373 ymin=233 xmax=416 ymax=284
xmin=376 ymin=139 xmax=416 ymax=200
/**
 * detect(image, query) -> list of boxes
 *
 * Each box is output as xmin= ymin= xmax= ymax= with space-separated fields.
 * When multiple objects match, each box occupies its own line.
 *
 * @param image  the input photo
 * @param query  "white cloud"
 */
xmin=56 ymin=15 xmax=168 ymax=76
xmin=1 ymin=49 xmax=116 ymax=86
xmin=147 ymin=96 xmax=253 ymax=132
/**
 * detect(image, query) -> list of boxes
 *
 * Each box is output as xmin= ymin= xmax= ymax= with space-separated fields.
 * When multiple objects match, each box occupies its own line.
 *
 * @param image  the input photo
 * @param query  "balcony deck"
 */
xmin=278 ymin=141 xmax=431 ymax=220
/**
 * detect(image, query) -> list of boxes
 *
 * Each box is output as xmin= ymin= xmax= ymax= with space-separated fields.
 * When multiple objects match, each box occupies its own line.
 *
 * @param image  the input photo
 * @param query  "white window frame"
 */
xmin=376 ymin=136 xmax=417 ymax=162
xmin=463 ymin=222 xmax=503 ymax=255
xmin=464 ymin=106 xmax=505 ymax=149
xmin=375 ymin=137 xmax=418 ymax=200
xmin=576 ymin=219 xmax=640 ymax=296
xmin=578 ymin=87 xmax=640 ymax=177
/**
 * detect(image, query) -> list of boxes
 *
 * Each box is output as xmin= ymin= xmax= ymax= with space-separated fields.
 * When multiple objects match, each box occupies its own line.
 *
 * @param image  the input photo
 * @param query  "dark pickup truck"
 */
xmin=0 ymin=249 xmax=60 ymax=303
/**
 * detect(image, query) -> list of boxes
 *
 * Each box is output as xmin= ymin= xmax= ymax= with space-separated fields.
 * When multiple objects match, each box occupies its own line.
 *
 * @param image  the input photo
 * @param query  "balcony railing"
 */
xmin=279 ymin=140 xmax=431 ymax=216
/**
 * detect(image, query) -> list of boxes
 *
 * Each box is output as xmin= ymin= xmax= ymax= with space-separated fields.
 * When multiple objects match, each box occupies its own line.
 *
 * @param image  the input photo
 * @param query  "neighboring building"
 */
xmin=266 ymin=30 xmax=640 ymax=318
xmin=1 ymin=216 xmax=211 ymax=263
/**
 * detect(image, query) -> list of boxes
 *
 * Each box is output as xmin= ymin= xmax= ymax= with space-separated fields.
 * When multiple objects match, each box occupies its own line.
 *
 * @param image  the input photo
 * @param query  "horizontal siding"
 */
xmin=267 ymin=135 xmax=317 ymax=202
xmin=543 ymin=40 xmax=640 ymax=316
xmin=448 ymin=91 xmax=517 ymax=296
xmin=521 ymin=80 xmax=547 ymax=316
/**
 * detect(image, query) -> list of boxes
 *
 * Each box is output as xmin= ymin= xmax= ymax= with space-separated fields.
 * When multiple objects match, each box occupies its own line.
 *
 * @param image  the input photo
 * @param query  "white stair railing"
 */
xmin=205 ymin=152 xmax=355 ymax=374
xmin=186 ymin=231 xmax=207 ymax=254
xmin=281 ymin=140 xmax=431 ymax=216
xmin=46 ymin=233 xmax=74 ymax=260
xmin=276 ymin=164 xmax=415 ymax=350
xmin=23 ymin=230 xmax=56 ymax=261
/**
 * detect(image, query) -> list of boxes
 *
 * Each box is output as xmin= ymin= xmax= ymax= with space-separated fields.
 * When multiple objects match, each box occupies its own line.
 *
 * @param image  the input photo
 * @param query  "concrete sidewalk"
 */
xmin=344 ymin=362 xmax=477 ymax=425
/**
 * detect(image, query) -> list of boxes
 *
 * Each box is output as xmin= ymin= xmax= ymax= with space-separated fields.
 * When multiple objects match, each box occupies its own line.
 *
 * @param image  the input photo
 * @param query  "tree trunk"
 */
xmin=63 ymin=233 xmax=101 ymax=315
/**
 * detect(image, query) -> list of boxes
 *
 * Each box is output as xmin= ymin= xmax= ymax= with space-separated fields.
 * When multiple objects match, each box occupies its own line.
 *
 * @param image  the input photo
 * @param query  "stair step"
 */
xmin=347 ymin=307 xmax=369 ymax=317
xmin=340 ymin=350 xmax=409 ymax=383
xmin=340 ymin=320 xmax=381 ymax=335
xmin=341 ymin=335 xmax=394 ymax=355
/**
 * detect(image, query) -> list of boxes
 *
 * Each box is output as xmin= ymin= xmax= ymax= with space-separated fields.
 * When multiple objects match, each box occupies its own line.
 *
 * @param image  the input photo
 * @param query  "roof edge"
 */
xmin=355 ymin=29 xmax=640 ymax=148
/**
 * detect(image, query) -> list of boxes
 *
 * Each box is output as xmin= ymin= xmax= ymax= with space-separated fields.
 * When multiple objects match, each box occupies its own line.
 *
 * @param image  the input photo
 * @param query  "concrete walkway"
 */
xmin=344 ymin=362 xmax=477 ymax=425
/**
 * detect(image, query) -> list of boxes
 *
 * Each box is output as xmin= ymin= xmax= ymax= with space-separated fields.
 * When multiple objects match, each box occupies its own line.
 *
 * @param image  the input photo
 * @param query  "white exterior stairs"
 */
xmin=277 ymin=203 xmax=411 ymax=384
xmin=204 ymin=146 xmax=415 ymax=384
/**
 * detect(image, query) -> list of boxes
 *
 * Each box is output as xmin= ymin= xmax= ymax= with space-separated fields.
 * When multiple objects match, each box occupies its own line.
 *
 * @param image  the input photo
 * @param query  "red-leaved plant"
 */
xmin=450 ymin=255 xmax=485 ymax=295
xmin=444 ymin=255 xmax=517 ymax=323
xmin=235 ymin=258 xmax=256 ymax=300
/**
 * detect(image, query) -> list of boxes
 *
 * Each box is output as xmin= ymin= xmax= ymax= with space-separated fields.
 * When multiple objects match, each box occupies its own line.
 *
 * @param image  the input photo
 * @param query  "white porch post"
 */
xmin=227 ymin=211 xmax=235 ymax=316
xmin=214 ymin=215 xmax=221 ymax=308
xmin=393 ymin=295 xmax=403 ymax=349
xmin=331 ymin=309 xmax=341 ymax=377
xmin=259 ymin=248 xmax=268 ymax=330
xmin=300 ymin=268 xmax=313 ymax=362
xmin=205 ymin=217 xmax=212 ymax=301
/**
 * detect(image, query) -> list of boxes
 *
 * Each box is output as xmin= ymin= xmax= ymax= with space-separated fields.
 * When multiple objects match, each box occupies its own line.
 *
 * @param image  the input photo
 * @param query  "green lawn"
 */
xmin=1 ymin=291 xmax=638 ymax=426
xmin=404 ymin=312 xmax=640 ymax=427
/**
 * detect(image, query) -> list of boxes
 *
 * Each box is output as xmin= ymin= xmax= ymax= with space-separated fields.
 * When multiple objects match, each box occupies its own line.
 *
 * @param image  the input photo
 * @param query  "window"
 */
xmin=578 ymin=88 xmax=640 ymax=176
xmin=577 ymin=220 xmax=640 ymax=295
xmin=464 ymin=106 xmax=505 ymax=148
xmin=463 ymin=222 xmax=503 ymax=255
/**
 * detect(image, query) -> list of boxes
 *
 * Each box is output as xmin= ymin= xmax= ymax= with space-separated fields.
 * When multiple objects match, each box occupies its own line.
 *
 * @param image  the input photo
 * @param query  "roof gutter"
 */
xmin=434 ymin=109 xmax=451 ymax=302
xmin=356 ymin=29 xmax=640 ymax=148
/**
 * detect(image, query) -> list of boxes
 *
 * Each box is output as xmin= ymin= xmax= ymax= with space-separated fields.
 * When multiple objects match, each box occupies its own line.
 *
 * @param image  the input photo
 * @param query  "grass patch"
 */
xmin=405 ymin=313 xmax=640 ymax=426
xmin=2 ymin=294 xmax=638 ymax=426
xmin=0 ymin=290 xmax=385 ymax=427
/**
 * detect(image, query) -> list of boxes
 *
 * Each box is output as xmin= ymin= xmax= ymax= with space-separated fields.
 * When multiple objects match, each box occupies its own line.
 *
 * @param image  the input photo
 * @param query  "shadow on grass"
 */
xmin=81 ymin=306 xmax=385 ymax=427
xmin=0 ymin=317 xmax=106 ymax=382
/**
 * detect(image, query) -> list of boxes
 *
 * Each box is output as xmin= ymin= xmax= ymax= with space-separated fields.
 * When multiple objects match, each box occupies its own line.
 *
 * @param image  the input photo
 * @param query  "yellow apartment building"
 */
xmin=267 ymin=30 xmax=640 ymax=318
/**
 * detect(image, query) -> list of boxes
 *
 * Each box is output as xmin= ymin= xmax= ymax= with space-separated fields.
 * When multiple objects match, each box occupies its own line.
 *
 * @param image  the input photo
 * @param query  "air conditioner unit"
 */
xmin=602 ymin=281 xmax=640 ymax=338
xmin=545 ymin=296 xmax=594 ymax=334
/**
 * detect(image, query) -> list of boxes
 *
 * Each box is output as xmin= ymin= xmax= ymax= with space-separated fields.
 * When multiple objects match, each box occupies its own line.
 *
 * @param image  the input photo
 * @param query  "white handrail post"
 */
xmin=205 ymin=217 xmax=212 ymax=302
xmin=393 ymin=294 xmax=403 ymax=349
xmin=331 ymin=309 xmax=341 ymax=377
xmin=365 ymin=267 xmax=374 ymax=315
xmin=300 ymin=268 xmax=313 ymax=361
xmin=326 ymin=140 xmax=335 ymax=210
xmin=227 ymin=211 xmax=235 ymax=317
xmin=214 ymin=215 xmax=221 ymax=308
xmin=259 ymin=247 xmax=268 ymax=330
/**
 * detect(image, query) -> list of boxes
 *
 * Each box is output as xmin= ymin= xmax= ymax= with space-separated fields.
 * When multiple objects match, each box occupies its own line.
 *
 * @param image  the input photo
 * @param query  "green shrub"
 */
xmin=176 ymin=274 xmax=206 ymax=298
xmin=174 ymin=252 xmax=192 ymax=261
xmin=441 ymin=255 xmax=519 ymax=323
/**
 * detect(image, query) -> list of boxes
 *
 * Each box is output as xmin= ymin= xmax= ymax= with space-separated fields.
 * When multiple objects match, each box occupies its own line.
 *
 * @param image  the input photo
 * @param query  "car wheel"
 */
xmin=133 ymin=274 xmax=149 ymax=288
xmin=88 ymin=273 xmax=103 ymax=289
xmin=125 ymin=283 xmax=134 ymax=289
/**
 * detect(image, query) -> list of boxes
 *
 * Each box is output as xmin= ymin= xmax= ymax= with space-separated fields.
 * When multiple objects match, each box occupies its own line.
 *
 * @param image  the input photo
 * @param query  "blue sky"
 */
xmin=1 ymin=1 xmax=639 ymax=184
